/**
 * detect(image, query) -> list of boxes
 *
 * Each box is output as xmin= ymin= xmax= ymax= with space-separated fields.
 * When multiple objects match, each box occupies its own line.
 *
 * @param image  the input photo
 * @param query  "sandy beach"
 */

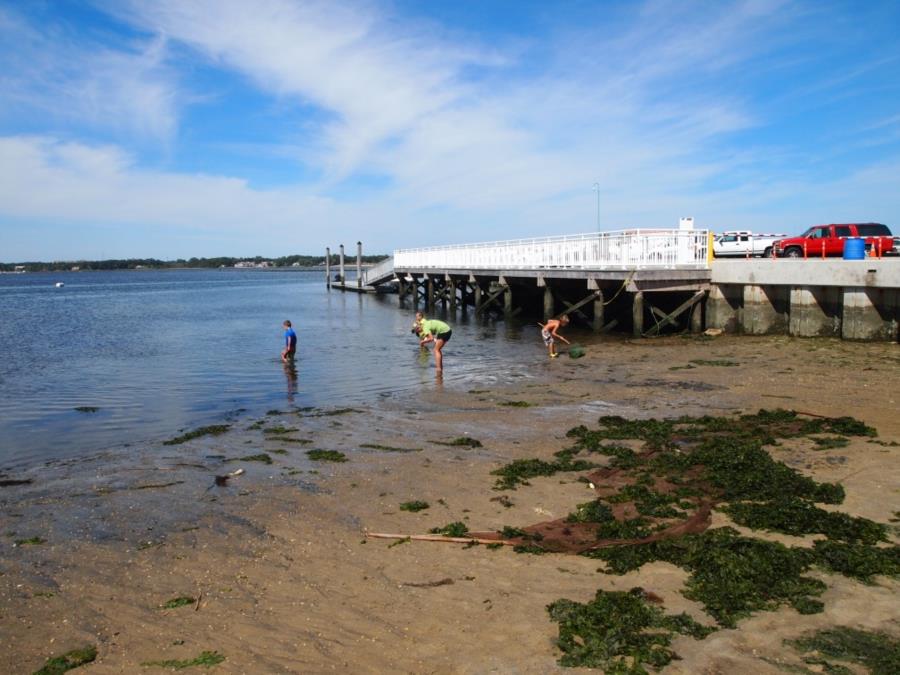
xmin=2 ymin=334 xmax=898 ymax=674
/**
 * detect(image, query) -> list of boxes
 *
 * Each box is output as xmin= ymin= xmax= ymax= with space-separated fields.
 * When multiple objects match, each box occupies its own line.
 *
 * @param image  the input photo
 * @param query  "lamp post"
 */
xmin=592 ymin=182 xmax=600 ymax=231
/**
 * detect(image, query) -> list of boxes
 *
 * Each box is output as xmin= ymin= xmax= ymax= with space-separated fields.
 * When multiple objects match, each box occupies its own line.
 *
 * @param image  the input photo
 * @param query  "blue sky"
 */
xmin=1 ymin=0 xmax=898 ymax=261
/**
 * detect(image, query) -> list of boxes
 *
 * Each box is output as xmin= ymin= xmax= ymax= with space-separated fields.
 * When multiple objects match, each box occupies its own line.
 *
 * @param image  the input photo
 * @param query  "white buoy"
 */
xmin=55 ymin=282 xmax=64 ymax=287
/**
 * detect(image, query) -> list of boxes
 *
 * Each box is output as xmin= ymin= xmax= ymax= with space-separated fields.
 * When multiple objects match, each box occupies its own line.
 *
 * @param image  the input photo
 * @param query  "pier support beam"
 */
xmin=538 ymin=277 xmax=554 ymax=321
xmin=412 ymin=276 xmax=419 ymax=307
xmin=789 ymin=286 xmax=840 ymax=337
xmin=586 ymin=279 xmax=605 ymax=332
xmin=742 ymin=285 xmax=788 ymax=335
xmin=426 ymin=275 xmax=435 ymax=309
xmin=473 ymin=280 xmax=483 ymax=313
xmin=690 ymin=300 xmax=703 ymax=333
xmin=447 ymin=275 xmax=457 ymax=312
xmin=499 ymin=276 xmax=513 ymax=315
xmin=842 ymin=287 xmax=897 ymax=340
xmin=632 ymin=292 xmax=644 ymax=338
xmin=706 ymin=285 xmax=741 ymax=333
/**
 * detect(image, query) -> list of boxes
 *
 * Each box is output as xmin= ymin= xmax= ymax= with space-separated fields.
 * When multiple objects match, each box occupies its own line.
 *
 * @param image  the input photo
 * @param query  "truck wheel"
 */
xmin=785 ymin=247 xmax=803 ymax=258
xmin=763 ymin=247 xmax=773 ymax=258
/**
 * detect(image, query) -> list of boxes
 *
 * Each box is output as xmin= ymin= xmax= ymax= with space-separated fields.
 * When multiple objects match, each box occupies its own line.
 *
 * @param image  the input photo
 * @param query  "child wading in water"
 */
xmin=413 ymin=314 xmax=452 ymax=372
xmin=281 ymin=320 xmax=297 ymax=362
xmin=539 ymin=315 xmax=570 ymax=358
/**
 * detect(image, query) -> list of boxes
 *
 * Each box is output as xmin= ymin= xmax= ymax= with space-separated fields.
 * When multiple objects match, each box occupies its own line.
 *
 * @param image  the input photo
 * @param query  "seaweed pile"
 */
xmin=467 ymin=410 xmax=899 ymax=671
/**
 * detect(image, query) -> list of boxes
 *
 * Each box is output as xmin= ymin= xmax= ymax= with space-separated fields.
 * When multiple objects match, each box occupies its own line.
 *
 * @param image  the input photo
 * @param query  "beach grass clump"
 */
xmin=429 ymin=522 xmax=469 ymax=537
xmin=162 ymin=596 xmax=195 ymax=610
xmin=360 ymin=443 xmax=422 ymax=453
xmin=788 ymin=627 xmax=900 ymax=675
xmin=306 ymin=449 xmax=348 ymax=463
xmin=163 ymin=425 xmax=230 ymax=446
xmin=433 ymin=437 xmax=483 ymax=448
xmin=140 ymin=651 xmax=224 ymax=669
xmin=33 ymin=645 xmax=97 ymax=674
xmin=73 ymin=406 xmax=99 ymax=413
xmin=547 ymin=587 xmax=713 ymax=670
xmin=399 ymin=501 xmax=430 ymax=512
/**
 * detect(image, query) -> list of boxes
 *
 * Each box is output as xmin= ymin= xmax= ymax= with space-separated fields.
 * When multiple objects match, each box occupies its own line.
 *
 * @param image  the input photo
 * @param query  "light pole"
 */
xmin=592 ymin=182 xmax=600 ymax=231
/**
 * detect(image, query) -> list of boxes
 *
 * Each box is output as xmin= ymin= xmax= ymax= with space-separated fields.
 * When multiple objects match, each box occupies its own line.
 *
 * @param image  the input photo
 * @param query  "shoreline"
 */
xmin=2 ymin=335 xmax=898 ymax=673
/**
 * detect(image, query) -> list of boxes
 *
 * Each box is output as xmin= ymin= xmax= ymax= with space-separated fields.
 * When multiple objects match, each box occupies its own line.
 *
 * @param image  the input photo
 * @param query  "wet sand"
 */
xmin=2 ymin=335 xmax=898 ymax=673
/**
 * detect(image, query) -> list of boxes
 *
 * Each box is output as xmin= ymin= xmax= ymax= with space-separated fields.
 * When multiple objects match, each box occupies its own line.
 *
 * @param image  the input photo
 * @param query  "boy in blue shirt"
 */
xmin=281 ymin=320 xmax=297 ymax=362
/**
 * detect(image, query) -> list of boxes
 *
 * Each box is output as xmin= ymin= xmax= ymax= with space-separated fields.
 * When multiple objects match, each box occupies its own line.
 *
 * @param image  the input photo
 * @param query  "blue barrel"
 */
xmin=843 ymin=237 xmax=866 ymax=260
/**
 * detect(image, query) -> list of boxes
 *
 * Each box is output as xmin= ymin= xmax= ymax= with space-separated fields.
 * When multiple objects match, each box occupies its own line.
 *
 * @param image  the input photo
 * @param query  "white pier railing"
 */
xmin=392 ymin=229 xmax=710 ymax=271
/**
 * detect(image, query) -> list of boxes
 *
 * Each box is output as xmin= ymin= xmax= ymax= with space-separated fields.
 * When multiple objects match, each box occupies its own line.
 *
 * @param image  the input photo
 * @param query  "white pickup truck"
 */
xmin=713 ymin=230 xmax=787 ymax=258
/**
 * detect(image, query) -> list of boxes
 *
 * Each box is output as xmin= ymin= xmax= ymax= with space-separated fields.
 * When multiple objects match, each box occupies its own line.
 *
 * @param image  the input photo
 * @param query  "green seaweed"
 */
xmin=163 ymin=425 xmax=230 ymax=446
xmin=429 ymin=522 xmax=469 ymax=537
xmin=267 ymin=437 xmax=312 ymax=444
xmin=140 ymin=651 xmax=225 ymax=669
xmin=263 ymin=426 xmax=297 ymax=435
xmin=788 ymin=627 xmax=900 ymax=675
xmin=812 ymin=436 xmax=851 ymax=450
xmin=500 ymin=401 xmax=532 ymax=408
xmin=399 ymin=501 xmax=430 ymax=512
xmin=566 ymin=500 xmax=614 ymax=524
xmin=360 ymin=443 xmax=422 ymax=453
xmin=812 ymin=540 xmax=900 ymax=583
xmin=235 ymin=453 xmax=273 ymax=464
xmin=586 ymin=528 xmax=826 ymax=628
xmin=689 ymin=359 xmax=739 ymax=367
xmin=547 ymin=587 xmax=713 ymax=671
xmin=491 ymin=457 xmax=596 ymax=490
xmin=607 ymin=485 xmax=686 ymax=518
xmin=306 ymin=449 xmax=348 ymax=462
xmin=722 ymin=499 xmax=887 ymax=544
xmin=433 ymin=437 xmax=483 ymax=448
xmin=15 ymin=536 xmax=46 ymax=546
xmin=73 ymin=406 xmax=99 ymax=413
xmin=33 ymin=646 xmax=97 ymax=674
xmin=162 ymin=596 xmax=195 ymax=609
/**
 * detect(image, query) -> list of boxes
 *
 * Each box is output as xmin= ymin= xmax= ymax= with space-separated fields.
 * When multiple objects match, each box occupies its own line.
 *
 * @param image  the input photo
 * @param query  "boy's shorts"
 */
xmin=542 ymin=329 xmax=553 ymax=346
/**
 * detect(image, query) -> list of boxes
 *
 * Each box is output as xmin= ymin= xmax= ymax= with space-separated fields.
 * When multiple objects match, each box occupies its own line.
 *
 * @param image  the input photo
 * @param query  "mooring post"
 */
xmin=356 ymin=241 xmax=362 ymax=288
xmin=325 ymin=247 xmax=331 ymax=289
xmin=339 ymin=244 xmax=345 ymax=287
xmin=632 ymin=291 xmax=644 ymax=338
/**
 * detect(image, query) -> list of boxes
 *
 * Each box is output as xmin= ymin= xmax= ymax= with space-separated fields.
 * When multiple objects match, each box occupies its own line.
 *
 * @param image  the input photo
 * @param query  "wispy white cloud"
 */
xmin=0 ymin=5 xmax=178 ymax=143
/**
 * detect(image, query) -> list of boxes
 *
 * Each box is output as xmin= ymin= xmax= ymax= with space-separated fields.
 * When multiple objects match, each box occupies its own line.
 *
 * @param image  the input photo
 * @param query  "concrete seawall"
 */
xmin=709 ymin=259 xmax=899 ymax=341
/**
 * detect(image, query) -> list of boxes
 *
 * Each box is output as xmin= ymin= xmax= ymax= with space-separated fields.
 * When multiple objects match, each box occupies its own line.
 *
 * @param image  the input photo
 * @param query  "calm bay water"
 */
xmin=0 ymin=269 xmax=544 ymax=468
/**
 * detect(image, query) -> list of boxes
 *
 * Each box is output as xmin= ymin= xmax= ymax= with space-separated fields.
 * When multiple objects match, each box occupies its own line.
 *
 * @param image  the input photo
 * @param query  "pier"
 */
xmin=329 ymin=230 xmax=899 ymax=341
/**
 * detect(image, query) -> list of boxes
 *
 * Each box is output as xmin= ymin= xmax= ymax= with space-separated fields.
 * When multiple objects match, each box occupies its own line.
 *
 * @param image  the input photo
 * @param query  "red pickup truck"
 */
xmin=772 ymin=223 xmax=894 ymax=258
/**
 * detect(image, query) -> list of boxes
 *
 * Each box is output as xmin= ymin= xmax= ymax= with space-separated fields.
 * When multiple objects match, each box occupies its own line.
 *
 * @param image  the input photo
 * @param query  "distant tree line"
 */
xmin=0 ymin=254 xmax=389 ymax=273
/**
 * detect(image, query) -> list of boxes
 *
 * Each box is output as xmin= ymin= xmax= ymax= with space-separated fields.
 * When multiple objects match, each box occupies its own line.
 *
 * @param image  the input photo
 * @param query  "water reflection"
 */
xmin=283 ymin=360 xmax=298 ymax=404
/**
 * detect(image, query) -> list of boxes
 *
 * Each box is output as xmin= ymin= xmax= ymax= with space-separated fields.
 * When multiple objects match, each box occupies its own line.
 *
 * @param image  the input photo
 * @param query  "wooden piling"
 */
xmin=593 ymin=289 xmax=605 ymax=332
xmin=325 ymin=247 xmax=331 ymax=288
xmin=632 ymin=291 xmax=644 ymax=337
xmin=447 ymin=276 xmax=457 ymax=311
xmin=339 ymin=244 xmax=345 ymax=287
xmin=426 ymin=275 xmax=435 ymax=309
xmin=356 ymin=241 xmax=362 ymax=288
